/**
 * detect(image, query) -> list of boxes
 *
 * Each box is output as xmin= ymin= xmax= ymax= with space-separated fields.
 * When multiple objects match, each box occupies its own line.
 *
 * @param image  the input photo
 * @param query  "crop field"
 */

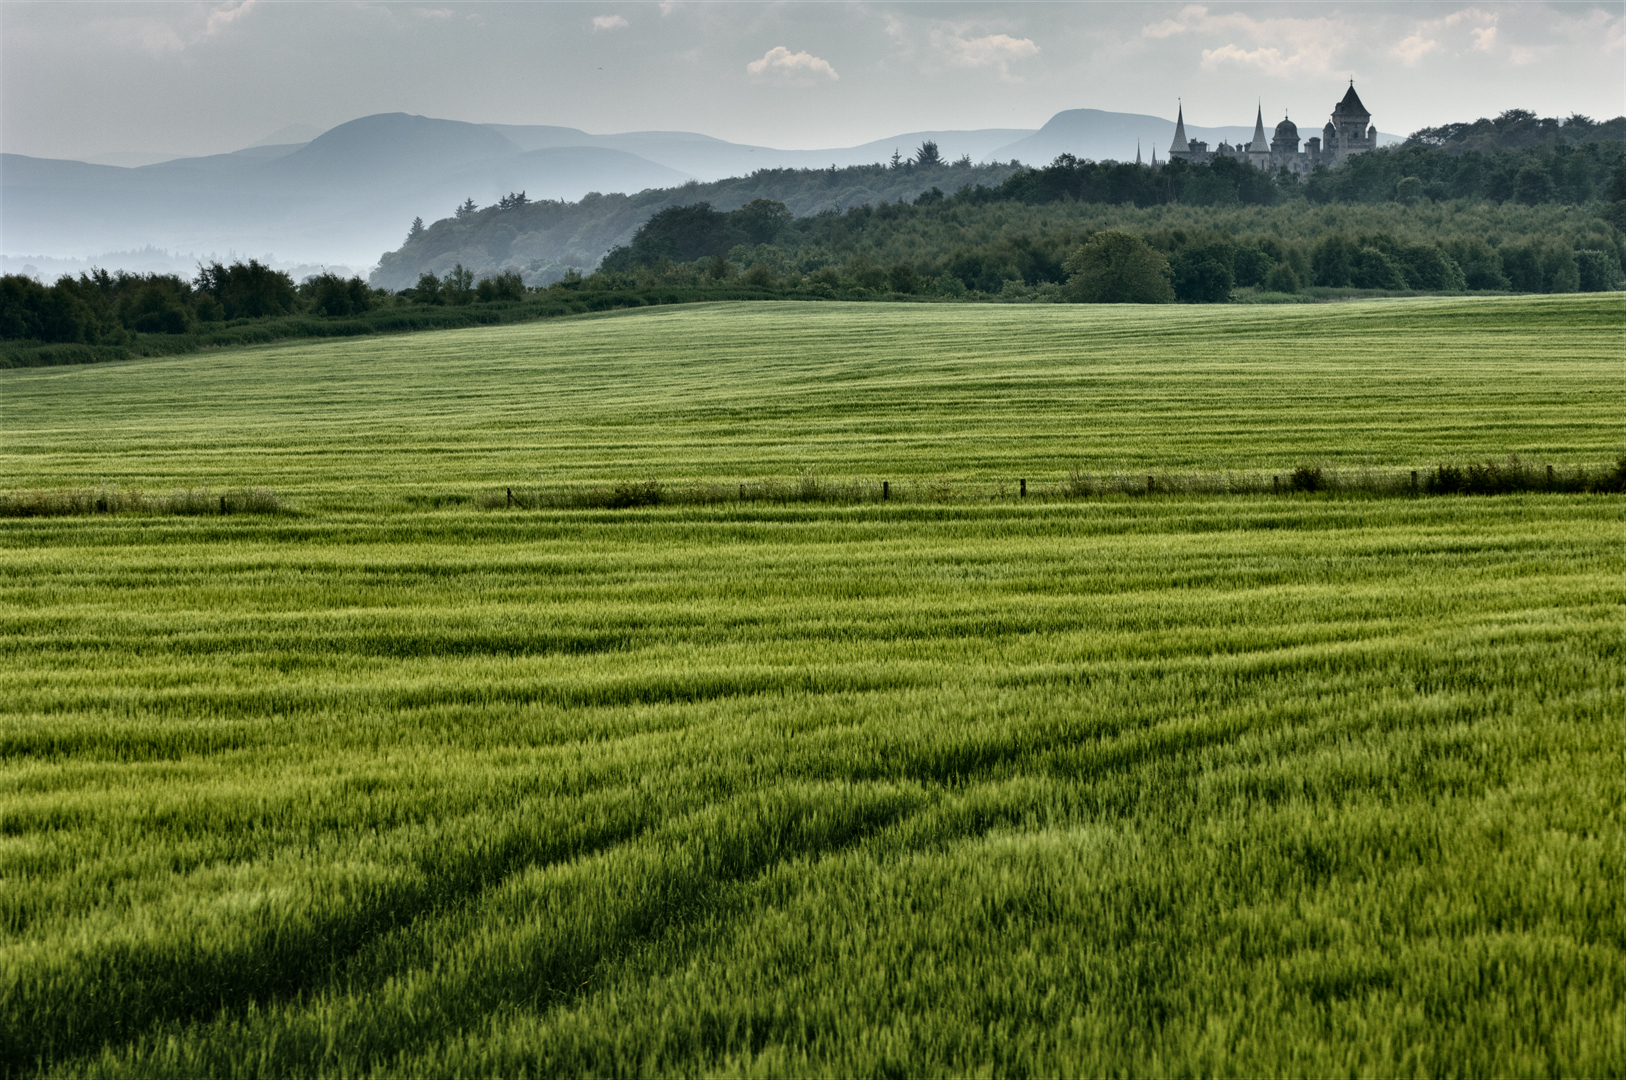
xmin=2 ymin=295 xmax=1624 ymax=1075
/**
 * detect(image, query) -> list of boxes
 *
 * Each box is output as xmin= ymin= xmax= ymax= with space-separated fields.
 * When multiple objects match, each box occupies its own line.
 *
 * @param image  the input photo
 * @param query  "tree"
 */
xmin=194 ymin=260 xmax=296 ymax=319
xmin=954 ymin=153 xmax=973 ymax=168
xmin=455 ymin=198 xmax=478 ymax=219
xmin=915 ymin=140 xmax=941 ymax=167
xmin=889 ymin=149 xmax=903 ymax=169
xmin=444 ymin=264 xmax=476 ymax=303
xmin=411 ymin=272 xmax=443 ymax=305
xmin=407 ymin=216 xmax=425 ymax=242
xmin=1172 ymin=242 xmax=1236 ymax=302
xmin=732 ymin=199 xmax=792 ymax=246
xmin=496 ymin=191 xmax=530 ymax=210
xmin=1062 ymin=231 xmax=1174 ymax=303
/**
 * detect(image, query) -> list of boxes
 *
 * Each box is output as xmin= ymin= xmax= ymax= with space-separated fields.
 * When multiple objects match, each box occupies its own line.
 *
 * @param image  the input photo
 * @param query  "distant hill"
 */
xmin=3 ymin=106 xmax=1408 ymax=272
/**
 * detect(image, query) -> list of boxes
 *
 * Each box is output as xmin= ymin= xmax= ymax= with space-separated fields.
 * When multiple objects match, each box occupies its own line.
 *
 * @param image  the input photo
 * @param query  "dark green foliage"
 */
xmin=1289 ymin=465 xmax=1324 ymax=492
xmin=1171 ymin=241 xmax=1236 ymax=302
xmin=1575 ymin=249 xmax=1625 ymax=291
xmin=1444 ymin=239 xmax=1510 ymax=290
xmin=602 ymin=200 xmax=792 ymax=271
xmin=475 ymin=270 xmax=527 ymax=303
xmin=1407 ymin=109 xmax=1626 ymax=153
xmin=1232 ymin=245 xmax=1273 ymax=287
xmin=301 ymin=273 xmax=377 ymax=318
xmin=1062 ymin=232 xmax=1174 ymax=304
xmin=195 ymin=260 xmax=297 ymax=319
xmin=914 ymin=140 xmax=942 ymax=167
xmin=1263 ymin=262 xmax=1301 ymax=293
xmin=1350 ymin=247 xmax=1406 ymax=290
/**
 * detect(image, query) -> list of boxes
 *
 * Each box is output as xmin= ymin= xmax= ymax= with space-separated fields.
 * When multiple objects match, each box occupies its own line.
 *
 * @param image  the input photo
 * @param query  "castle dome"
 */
xmin=1274 ymin=116 xmax=1299 ymax=142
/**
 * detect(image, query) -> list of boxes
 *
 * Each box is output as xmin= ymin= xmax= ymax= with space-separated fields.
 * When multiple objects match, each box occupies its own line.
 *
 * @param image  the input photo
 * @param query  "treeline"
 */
xmin=373 ymin=109 xmax=1624 ymax=289
xmin=371 ymin=156 xmax=1026 ymax=291
xmin=0 ymin=261 xmax=382 ymax=348
xmin=591 ymin=192 xmax=1623 ymax=300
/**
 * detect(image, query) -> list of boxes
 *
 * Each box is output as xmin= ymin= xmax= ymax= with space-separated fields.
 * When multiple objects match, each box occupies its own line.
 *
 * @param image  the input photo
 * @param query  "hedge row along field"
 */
xmin=1 ymin=295 xmax=1623 ymax=1074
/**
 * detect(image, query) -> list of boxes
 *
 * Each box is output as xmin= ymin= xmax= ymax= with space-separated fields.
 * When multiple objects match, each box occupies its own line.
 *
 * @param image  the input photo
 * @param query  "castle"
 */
xmin=1168 ymin=82 xmax=1377 ymax=175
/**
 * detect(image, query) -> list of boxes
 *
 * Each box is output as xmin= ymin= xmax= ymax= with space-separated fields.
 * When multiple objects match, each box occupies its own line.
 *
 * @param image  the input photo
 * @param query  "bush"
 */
xmin=1289 ymin=465 xmax=1324 ymax=493
xmin=1062 ymin=232 xmax=1174 ymax=304
xmin=1171 ymin=243 xmax=1236 ymax=303
xmin=1575 ymin=249 xmax=1624 ymax=292
xmin=1263 ymin=263 xmax=1301 ymax=293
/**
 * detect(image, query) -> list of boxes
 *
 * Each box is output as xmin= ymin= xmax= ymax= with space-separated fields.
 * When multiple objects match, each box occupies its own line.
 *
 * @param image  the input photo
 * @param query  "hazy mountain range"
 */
xmin=2 ymin=110 xmax=1400 ymax=276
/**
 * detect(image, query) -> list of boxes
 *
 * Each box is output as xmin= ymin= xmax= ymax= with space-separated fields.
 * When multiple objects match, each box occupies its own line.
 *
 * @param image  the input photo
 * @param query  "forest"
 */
xmin=3 ymin=110 xmax=1622 ymax=367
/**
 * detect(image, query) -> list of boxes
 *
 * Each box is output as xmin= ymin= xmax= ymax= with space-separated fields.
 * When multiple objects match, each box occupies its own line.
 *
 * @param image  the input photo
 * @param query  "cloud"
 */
xmin=1144 ymin=4 xmax=1344 ymax=77
xmin=1200 ymin=41 xmax=1334 ymax=78
xmin=202 ymin=0 xmax=256 ymax=39
xmin=415 ymin=8 xmax=454 ymax=19
xmin=942 ymin=32 xmax=1039 ymax=77
xmin=746 ymin=46 xmax=838 ymax=84
xmin=592 ymin=15 xmax=628 ymax=31
xmin=1389 ymin=9 xmax=1499 ymax=66
xmin=1391 ymin=33 xmax=1439 ymax=66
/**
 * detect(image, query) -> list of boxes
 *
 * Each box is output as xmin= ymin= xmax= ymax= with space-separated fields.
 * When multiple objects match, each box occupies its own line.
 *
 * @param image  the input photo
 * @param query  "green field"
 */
xmin=2 ymin=296 xmax=1624 ymax=1075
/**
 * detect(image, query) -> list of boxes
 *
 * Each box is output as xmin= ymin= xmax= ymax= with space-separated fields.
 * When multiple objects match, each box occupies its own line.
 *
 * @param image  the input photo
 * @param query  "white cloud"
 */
xmin=202 ymin=0 xmax=256 ymax=39
xmin=1471 ymin=25 xmax=1497 ymax=51
xmin=1145 ymin=5 xmax=1345 ymax=78
xmin=1391 ymin=33 xmax=1439 ymax=66
xmin=942 ymin=32 xmax=1039 ymax=77
xmin=415 ymin=8 xmax=454 ymax=19
xmin=746 ymin=46 xmax=838 ymax=84
xmin=1200 ymin=41 xmax=1334 ymax=78
xmin=592 ymin=15 xmax=628 ymax=31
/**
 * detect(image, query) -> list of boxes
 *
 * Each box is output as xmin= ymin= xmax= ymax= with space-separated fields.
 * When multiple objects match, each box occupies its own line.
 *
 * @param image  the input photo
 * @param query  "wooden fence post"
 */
xmin=220 ymin=495 xmax=227 ymax=515
xmin=883 ymin=481 xmax=890 ymax=501
xmin=506 ymin=487 xmax=513 ymax=508
xmin=1019 ymin=478 xmax=1027 ymax=498
xmin=1147 ymin=475 xmax=1154 ymax=495
xmin=1273 ymin=475 xmax=1280 ymax=493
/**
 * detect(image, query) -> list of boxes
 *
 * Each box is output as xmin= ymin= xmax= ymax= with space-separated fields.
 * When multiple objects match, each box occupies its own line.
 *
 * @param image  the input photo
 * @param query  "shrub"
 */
xmin=1062 ymin=232 xmax=1174 ymax=304
xmin=1289 ymin=465 xmax=1324 ymax=493
xmin=1263 ymin=263 xmax=1301 ymax=293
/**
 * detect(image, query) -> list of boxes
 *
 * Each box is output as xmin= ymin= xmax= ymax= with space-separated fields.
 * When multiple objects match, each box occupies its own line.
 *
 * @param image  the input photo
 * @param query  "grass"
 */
xmin=1 ymin=294 xmax=1623 ymax=1074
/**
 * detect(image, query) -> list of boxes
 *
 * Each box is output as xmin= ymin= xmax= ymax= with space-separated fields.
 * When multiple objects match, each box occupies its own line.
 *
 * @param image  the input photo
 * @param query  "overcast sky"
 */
xmin=3 ymin=1 xmax=1623 ymax=161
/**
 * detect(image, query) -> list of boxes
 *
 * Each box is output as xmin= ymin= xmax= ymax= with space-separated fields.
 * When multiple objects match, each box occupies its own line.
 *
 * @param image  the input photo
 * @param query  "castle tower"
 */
xmin=1246 ymin=103 xmax=1272 ymax=169
xmin=1169 ymin=102 xmax=1191 ymax=159
xmin=1328 ymin=80 xmax=1373 ymax=162
xmin=1135 ymin=140 xmax=1143 ymax=166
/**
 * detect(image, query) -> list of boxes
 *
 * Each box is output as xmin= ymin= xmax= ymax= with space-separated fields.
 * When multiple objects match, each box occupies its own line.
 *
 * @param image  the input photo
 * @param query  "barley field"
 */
xmin=2 ymin=296 xmax=1623 ymax=1075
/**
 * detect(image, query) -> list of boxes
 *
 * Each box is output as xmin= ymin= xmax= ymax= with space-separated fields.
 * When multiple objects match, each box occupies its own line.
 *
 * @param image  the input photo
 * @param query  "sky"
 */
xmin=2 ymin=1 xmax=1623 ymax=162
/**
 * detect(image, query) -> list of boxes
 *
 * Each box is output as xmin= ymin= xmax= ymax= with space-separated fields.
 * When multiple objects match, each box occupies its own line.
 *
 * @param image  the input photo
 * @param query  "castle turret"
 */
xmin=1271 ymin=114 xmax=1300 ymax=155
xmin=1170 ymin=102 xmax=1190 ymax=158
xmin=1248 ymin=104 xmax=1269 ymax=153
xmin=1328 ymin=80 xmax=1374 ymax=161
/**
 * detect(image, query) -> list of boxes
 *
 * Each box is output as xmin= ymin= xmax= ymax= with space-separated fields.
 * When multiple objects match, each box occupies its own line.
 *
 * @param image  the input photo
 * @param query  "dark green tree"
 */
xmin=915 ymin=140 xmax=942 ymax=167
xmin=1172 ymin=241 xmax=1236 ymax=302
xmin=1062 ymin=231 xmax=1174 ymax=303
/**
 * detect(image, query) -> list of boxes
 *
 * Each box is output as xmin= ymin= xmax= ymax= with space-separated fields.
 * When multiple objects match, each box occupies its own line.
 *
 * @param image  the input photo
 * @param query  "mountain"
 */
xmin=485 ymin=125 xmax=1035 ymax=180
xmin=2 ymin=107 xmax=1398 ymax=274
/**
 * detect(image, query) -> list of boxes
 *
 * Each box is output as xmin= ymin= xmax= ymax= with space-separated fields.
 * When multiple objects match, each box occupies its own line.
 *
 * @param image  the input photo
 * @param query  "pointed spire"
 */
xmin=1152 ymin=145 xmax=1158 ymax=166
xmin=1250 ymin=102 xmax=1268 ymax=153
xmin=1135 ymin=139 xmax=1143 ymax=166
xmin=1170 ymin=100 xmax=1189 ymax=154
